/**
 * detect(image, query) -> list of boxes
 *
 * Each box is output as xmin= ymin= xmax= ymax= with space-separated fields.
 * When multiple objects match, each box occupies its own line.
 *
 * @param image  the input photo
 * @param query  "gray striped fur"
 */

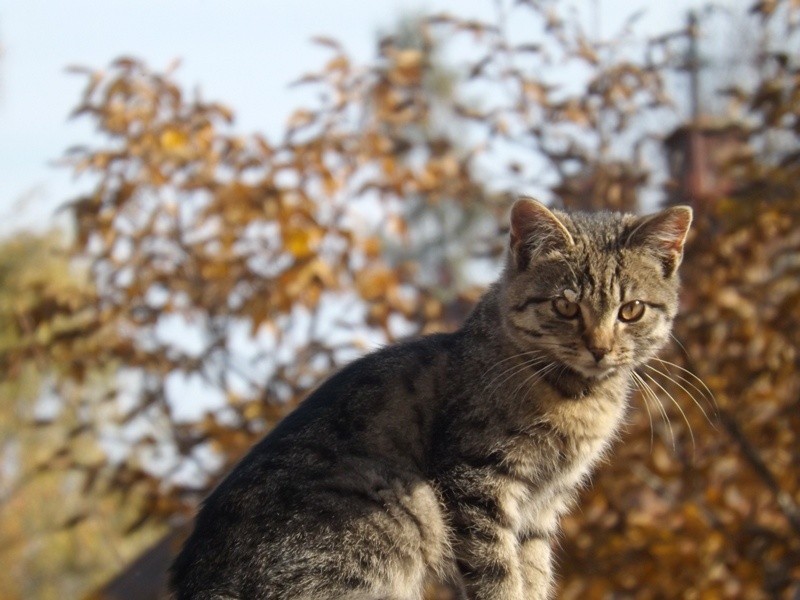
xmin=171 ymin=198 xmax=692 ymax=599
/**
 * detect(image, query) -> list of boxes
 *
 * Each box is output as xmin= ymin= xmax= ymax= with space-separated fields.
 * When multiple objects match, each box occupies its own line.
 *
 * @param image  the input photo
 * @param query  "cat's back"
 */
xmin=256 ymin=329 xmax=458 ymax=467
xmin=170 ymin=332 xmax=459 ymax=599
xmin=224 ymin=329 xmax=458 ymax=475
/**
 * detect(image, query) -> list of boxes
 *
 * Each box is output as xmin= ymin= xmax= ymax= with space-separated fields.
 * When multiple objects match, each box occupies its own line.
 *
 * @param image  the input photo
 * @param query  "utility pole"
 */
xmin=682 ymin=10 xmax=705 ymax=205
xmin=687 ymin=10 xmax=701 ymax=123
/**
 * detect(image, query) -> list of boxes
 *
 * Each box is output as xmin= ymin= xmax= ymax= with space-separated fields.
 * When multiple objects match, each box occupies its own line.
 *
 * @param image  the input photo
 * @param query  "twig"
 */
xmin=716 ymin=407 xmax=800 ymax=536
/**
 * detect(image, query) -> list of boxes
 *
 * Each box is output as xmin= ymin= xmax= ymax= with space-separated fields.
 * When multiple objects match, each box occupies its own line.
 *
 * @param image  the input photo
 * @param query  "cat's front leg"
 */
xmin=518 ymin=530 xmax=554 ymax=600
xmin=452 ymin=512 xmax=525 ymax=600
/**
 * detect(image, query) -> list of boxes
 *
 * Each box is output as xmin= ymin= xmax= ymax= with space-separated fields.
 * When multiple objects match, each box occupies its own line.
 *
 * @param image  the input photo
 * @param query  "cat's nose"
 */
xmin=587 ymin=345 xmax=611 ymax=362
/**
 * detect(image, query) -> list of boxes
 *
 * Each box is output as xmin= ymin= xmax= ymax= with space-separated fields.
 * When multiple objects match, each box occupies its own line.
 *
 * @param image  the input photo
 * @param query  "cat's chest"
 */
xmin=511 ymin=385 xmax=627 ymax=470
xmin=499 ymin=432 xmax=610 ymax=536
xmin=512 ymin=425 xmax=612 ymax=492
xmin=500 ymin=390 xmax=628 ymax=534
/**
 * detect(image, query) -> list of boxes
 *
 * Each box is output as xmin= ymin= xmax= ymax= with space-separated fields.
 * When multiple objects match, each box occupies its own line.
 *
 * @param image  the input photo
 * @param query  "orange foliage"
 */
xmin=8 ymin=0 xmax=798 ymax=597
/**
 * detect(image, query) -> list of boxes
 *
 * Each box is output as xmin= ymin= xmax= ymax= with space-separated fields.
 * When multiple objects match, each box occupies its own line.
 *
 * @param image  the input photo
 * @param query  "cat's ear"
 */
xmin=509 ymin=197 xmax=574 ymax=269
xmin=626 ymin=206 xmax=693 ymax=277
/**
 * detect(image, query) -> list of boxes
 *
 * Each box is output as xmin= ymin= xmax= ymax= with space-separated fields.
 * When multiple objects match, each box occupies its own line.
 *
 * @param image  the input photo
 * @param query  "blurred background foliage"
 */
xmin=0 ymin=0 xmax=798 ymax=598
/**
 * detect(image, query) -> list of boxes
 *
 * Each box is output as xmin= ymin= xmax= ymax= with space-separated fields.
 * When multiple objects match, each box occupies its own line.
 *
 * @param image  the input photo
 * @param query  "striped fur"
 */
xmin=170 ymin=199 xmax=691 ymax=599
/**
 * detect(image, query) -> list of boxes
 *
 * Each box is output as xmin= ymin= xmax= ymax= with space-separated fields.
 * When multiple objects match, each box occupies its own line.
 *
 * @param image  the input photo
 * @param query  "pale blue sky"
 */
xmin=0 ymin=0 xmax=725 ymax=235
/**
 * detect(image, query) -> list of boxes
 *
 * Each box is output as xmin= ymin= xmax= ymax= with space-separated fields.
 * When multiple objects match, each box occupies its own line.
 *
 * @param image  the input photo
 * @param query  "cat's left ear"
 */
xmin=626 ymin=206 xmax=693 ymax=277
xmin=509 ymin=197 xmax=574 ymax=270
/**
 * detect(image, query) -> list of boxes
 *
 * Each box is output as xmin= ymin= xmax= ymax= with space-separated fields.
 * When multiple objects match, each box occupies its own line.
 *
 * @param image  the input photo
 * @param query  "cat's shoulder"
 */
xmin=334 ymin=329 xmax=461 ymax=379
xmin=259 ymin=331 xmax=460 ymax=437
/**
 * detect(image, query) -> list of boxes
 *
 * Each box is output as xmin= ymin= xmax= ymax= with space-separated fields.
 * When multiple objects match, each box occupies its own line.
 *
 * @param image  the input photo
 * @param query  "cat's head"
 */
xmin=500 ymin=197 xmax=692 ymax=380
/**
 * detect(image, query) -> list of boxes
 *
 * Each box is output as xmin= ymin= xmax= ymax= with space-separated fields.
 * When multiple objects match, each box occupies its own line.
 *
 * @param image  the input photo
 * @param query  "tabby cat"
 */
xmin=170 ymin=198 xmax=692 ymax=599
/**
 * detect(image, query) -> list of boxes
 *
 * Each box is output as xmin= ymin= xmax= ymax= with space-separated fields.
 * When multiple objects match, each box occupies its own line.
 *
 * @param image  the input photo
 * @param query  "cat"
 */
xmin=170 ymin=197 xmax=692 ymax=600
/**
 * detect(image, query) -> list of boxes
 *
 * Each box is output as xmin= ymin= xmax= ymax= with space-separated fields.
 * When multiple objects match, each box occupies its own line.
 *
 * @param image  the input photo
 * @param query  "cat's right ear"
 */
xmin=509 ymin=197 xmax=574 ymax=270
xmin=625 ymin=205 xmax=693 ymax=277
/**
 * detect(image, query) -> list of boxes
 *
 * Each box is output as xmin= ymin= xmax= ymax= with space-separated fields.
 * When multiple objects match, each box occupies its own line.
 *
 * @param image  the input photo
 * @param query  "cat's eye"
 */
xmin=553 ymin=297 xmax=580 ymax=319
xmin=619 ymin=300 xmax=645 ymax=322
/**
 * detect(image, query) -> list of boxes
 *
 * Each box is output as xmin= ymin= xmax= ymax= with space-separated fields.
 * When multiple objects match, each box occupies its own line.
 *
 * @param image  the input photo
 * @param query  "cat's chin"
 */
xmin=572 ymin=364 xmax=618 ymax=380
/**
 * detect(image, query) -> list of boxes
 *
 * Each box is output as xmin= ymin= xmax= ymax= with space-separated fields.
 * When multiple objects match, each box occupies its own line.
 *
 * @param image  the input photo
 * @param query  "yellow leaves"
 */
xmin=650 ymin=443 xmax=677 ymax=475
xmin=394 ymin=49 xmax=422 ymax=72
xmin=388 ymin=49 xmax=423 ymax=86
xmin=360 ymin=236 xmax=382 ymax=258
xmin=381 ymin=155 xmax=399 ymax=177
xmin=280 ymin=257 xmax=336 ymax=309
xmin=363 ymin=132 xmax=394 ymax=157
xmin=200 ymin=260 xmax=229 ymax=280
xmin=560 ymin=99 xmax=590 ymax=126
xmin=321 ymin=170 xmax=340 ymax=196
xmin=159 ymin=127 xmax=189 ymax=152
xmin=309 ymin=36 xmax=349 ymax=73
xmin=423 ymin=297 xmax=442 ymax=321
xmin=386 ymin=214 xmax=408 ymax=238
xmin=214 ymin=182 xmax=269 ymax=227
xmin=241 ymin=400 xmax=264 ymax=422
xmin=48 ymin=12 xmax=800 ymax=599
xmin=284 ymin=226 xmax=319 ymax=259
xmin=202 ymin=413 xmax=253 ymax=457
xmin=523 ymin=80 xmax=550 ymax=104
xmin=283 ymin=212 xmax=324 ymax=259
xmin=576 ymin=38 xmax=599 ymax=66
xmin=418 ymin=154 xmax=460 ymax=192
xmin=325 ymin=55 xmax=350 ymax=73
xmin=287 ymin=109 xmax=315 ymax=131
xmin=355 ymin=264 xmax=395 ymax=301
xmin=372 ymin=79 xmax=419 ymax=124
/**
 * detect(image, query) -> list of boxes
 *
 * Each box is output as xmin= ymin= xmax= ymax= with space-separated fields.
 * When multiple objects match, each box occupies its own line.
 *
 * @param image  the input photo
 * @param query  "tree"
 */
xmin=556 ymin=2 xmax=800 ymax=595
xmin=16 ymin=0 xmax=800 ymax=597
xmin=0 ymin=232 xmax=164 ymax=599
xmin=57 ymin=2 xmax=679 ymax=518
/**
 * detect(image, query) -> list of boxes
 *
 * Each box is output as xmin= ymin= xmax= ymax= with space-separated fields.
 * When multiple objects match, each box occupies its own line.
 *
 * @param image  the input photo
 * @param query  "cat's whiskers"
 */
xmin=481 ymin=350 xmax=547 ymax=385
xmin=552 ymin=363 xmax=570 ymax=390
xmin=486 ymin=359 xmax=552 ymax=402
xmin=669 ymin=333 xmax=691 ymax=359
xmin=632 ymin=370 xmax=675 ymax=450
xmin=641 ymin=370 xmax=696 ymax=454
xmin=651 ymin=357 xmax=719 ymax=417
xmin=510 ymin=361 xmax=559 ymax=400
xmin=483 ymin=357 xmax=539 ymax=399
xmin=482 ymin=354 xmax=549 ymax=401
xmin=642 ymin=363 xmax=716 ymax=429
xmin=629 ymin=370 xmax=655 ymax=450
xmin=480 ymin=349 xmax=546 ymax=382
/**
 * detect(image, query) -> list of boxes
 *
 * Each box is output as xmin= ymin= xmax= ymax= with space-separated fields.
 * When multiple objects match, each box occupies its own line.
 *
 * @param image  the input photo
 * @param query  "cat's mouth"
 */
xmin=572 ymin=362 xmax=618 ymax=380
xmin=541 ymin=361 xmax=622 ymax=399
